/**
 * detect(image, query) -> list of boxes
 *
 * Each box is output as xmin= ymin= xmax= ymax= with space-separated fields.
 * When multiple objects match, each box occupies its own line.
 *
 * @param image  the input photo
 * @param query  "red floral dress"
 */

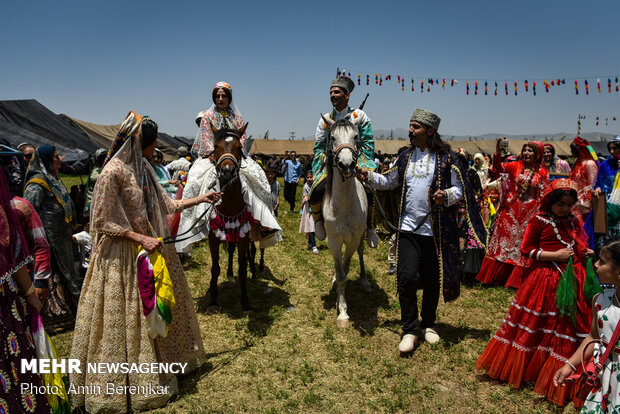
xmin=476 ymin=157 xmax=549 ymax=287
xmin=476 ymin=213 xmax=591 ymax=406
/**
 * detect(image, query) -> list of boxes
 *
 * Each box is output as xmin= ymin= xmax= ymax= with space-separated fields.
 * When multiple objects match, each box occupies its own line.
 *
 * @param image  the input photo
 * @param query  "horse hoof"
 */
xmin=336 ymin=318 xmax=350 ymax=329
xmin=206 ymin=305 xmax=220 ymax=314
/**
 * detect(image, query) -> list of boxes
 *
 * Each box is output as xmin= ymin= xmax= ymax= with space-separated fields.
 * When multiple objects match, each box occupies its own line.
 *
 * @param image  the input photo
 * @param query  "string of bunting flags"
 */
xmin=578 ymin=114 xmax=618 ymax=127
xmin=336 ymin=68 xmax=620 ymax=96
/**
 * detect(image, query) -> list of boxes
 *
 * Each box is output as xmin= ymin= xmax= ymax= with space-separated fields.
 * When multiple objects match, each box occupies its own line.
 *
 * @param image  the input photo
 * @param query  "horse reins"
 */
xmin=361 ymin=180 xmax=437 ymax=235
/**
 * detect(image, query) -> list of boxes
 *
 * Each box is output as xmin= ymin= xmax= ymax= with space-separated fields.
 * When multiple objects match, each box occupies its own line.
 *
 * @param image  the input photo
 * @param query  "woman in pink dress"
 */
xmin=476 ymin=138 xmax=550 ymax=288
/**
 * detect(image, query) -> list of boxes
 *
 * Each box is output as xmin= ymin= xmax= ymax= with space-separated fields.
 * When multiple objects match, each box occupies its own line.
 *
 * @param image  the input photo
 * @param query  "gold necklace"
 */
xmin=411 ymin=149 xmax=431 ymax=178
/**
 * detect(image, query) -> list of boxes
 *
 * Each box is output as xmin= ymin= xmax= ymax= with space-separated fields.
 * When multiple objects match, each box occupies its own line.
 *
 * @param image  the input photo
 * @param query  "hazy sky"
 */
xmin=2 ymin=0 xmax=619 ymax=140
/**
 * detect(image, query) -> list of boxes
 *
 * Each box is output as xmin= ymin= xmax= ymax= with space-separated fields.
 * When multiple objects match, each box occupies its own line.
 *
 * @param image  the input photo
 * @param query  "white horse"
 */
xmin=321 ymin=114 xmax=372 ymax=327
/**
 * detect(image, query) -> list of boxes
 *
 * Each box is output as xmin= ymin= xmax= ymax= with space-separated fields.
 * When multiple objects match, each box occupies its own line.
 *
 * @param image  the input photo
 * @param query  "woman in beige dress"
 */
xmin=70 ymin=112 xmax=220 ymax=413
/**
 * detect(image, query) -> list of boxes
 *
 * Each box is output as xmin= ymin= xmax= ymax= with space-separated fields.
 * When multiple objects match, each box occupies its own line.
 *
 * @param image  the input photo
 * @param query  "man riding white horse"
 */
xmin=309 ymin=76 xmax=378 ymax=248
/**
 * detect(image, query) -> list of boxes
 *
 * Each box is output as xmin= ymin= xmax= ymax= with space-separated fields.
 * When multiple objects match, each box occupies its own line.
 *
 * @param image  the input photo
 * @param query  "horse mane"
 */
xmin=325 ymin=119 xmax=358 ymax=197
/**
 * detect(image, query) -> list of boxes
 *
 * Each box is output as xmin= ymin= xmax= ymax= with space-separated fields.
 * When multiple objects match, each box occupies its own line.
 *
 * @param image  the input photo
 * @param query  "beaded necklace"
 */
xmin=517 ymin=167 xmax=536 ymax=199
xmin=549 ymin=215 xmax=575 ymax=249
xmin=411 ymin=148 xmax=431 ymax=178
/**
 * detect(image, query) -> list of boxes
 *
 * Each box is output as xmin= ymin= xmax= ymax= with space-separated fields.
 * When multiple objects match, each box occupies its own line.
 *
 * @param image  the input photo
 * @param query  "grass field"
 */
xmin=52 ymin=176 xmax=579 ymax=413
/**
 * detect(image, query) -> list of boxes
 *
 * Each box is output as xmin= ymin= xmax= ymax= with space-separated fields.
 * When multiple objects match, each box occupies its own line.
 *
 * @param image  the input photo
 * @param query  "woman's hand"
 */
xmin=553 ymin=364 xmax=575 ymax=387
xmin=26 ymin=292 xmax=43 ymax=312
xmin=200 ymin=192 xmax=222 ymax=204
xmin=554 ymin=248 xmax=575 ymax=262
xmin=141 ymin=235 xmax=162 ymax=252
xmin=586 ymin=249 xmax=595 ymax=258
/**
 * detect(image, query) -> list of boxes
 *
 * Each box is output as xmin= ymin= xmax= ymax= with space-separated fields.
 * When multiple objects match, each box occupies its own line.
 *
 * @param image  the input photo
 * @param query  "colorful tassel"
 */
xmin=533 ymin=81 xmax=536 ymax=96
xmin=466 ymin=80 xmax=469 ymax=95
xmin=556 ymin=257 xmax=578 ymax=326
xmin=484 ymin=81 xmax=488 ymax=95
xmin=583 ymin=257 xmax=602 ymax=305
xmin=609 ymin=78 xmax=612 ymax=93
xmin=597 ymin=78 xmax=601 ymax=93
xmin=514 ymin=81 xmax=518 ymax=96
xmin=585 ymin=79 xmax=589 ymax=95
xmin=366 ymin=74 xmax=369 ymax=85
xmin=375 ymin=74 xmax=378 ymax=84
xmin=358 ymin=74 xmax=361 ymax=85
xmin=442 ymin=78 xmax=446 ymax=89
xmin=421 ymin=80 xmax=424 ymax=93
xmin=525 ymin=80 xmax=529 ymax=92
xmin=475 ymin=80 xmax=478 ymax=95
xmin=494 ymin=81 xmax=498 ymax=96
xmin=505 ymin=81 xmax=508 ymax=95
xmin=411 ymin=79 xmax=414 ymax=91
xmin=575 ymin=80 xmax=579 ymax=95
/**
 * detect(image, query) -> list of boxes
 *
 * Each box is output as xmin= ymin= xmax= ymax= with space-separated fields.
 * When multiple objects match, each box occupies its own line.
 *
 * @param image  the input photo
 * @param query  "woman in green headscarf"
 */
xmin=23 ymin=145 xmax=80 ymax=311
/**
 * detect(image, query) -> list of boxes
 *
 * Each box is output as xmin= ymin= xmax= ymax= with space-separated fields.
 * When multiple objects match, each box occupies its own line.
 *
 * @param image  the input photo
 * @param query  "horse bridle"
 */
xmin=329 ymin=126 xmax=360 ymax=180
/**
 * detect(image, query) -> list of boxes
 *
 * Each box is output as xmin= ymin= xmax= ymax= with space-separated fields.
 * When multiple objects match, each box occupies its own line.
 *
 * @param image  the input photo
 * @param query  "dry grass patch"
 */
xmin=51 ymin=179 xmax=580 ymax=413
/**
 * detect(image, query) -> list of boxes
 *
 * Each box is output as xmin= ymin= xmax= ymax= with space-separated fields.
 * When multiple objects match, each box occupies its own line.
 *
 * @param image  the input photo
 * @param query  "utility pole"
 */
xmin=289 ymin=131 xmax=295 ymax=140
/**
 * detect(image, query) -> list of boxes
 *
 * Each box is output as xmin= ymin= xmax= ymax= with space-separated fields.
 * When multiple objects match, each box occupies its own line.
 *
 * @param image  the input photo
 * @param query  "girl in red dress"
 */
xmin=476 ymin=179 xmax=594 ymax=406
xmin=477 ymin=138 xmax=550 ymax=288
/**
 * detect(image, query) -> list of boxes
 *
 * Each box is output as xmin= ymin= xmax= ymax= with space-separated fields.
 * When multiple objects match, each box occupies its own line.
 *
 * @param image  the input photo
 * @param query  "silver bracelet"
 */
xmin=565 ymin=360 xmax=577 ymax=371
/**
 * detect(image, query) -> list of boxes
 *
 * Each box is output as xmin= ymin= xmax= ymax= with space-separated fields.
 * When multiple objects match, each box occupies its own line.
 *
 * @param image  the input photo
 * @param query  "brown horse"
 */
xmin=208 ymin=123 xmax=254 ymax=312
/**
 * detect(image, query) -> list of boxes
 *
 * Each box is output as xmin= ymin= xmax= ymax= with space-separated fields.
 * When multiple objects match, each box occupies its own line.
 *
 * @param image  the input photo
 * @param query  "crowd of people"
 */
xmin=0 ymin=76 xmax=619 ymax=413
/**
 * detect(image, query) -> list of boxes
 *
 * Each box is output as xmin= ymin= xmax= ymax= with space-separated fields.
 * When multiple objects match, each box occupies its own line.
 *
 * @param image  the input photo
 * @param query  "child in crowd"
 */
xmin=72 ymin=225 xmax=92 ymax=277
xmin=300 ymin=170 xmax=318 ymax=254
xmin=266 ymin=168 xmax=280 ymax=218
xmin=554 ymin=240 xmax=620 ymax=411
xmin=476 ymin=179 xmax=594 ymax=406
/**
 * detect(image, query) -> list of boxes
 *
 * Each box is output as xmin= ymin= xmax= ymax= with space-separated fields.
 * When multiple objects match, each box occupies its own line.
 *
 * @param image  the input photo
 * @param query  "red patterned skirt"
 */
xmin=475 ymin=261 xmax=591 ymax=406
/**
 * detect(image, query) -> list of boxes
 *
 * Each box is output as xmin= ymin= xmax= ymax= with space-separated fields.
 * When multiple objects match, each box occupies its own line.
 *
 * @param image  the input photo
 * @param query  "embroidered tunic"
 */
xmin=368 ymin=147 xmax=486 ymax=302
xmin=312 ymin=106 xmax=375 ymax=191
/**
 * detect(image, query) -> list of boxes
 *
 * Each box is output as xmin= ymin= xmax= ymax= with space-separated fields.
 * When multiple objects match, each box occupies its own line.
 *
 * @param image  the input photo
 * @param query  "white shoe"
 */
xmin=423 ymin=328 xmax=440 ymax=344
xmin=398 ymin=334 xmax=417 ymax=353
xmin=312 ymin=246 xmax=319 ymax=255
xmin=366 ymin=228 xmax=378 ymax=248
xmin=315 ymin=221 xmax=326 ymax=241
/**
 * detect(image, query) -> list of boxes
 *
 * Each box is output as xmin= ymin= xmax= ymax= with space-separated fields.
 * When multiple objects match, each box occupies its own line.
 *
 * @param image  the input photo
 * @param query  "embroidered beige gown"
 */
xmin=70 ymin=158 xmax=205 ymax=413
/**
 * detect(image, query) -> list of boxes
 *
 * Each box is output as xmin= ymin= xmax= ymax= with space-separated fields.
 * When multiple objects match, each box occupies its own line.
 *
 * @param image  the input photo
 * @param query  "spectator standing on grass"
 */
xmin=357 ymin=108 xmax=486 ymax=354
xmin=476 ymin=179 xmax=594 ymax=407
xmin=266 ymin=167 xmax=280 ymax=218
xmin=23 ymin=145 xmax=81 ymax=307
xmin=476 ymin=139 xmax=549 ymax=289
xmin=300 ymin=169 xmax=319 ymax=254
xmin=283 ymin=150 xmax=301 ymax=212
xmin=70 ymin=113 xmax=221 ymax=413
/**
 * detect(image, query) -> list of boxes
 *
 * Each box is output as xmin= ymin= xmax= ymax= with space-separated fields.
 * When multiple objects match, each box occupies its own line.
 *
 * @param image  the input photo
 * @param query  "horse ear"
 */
xmin=210 ymin=122 xmax=219 ymax=135
xmin=238 ymin=122 xmax=249 ymax=136
xmin=347 ymin=113 xmax=361 ymax=127
xmin=321 ymin=114 xmax=334 ymax=129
